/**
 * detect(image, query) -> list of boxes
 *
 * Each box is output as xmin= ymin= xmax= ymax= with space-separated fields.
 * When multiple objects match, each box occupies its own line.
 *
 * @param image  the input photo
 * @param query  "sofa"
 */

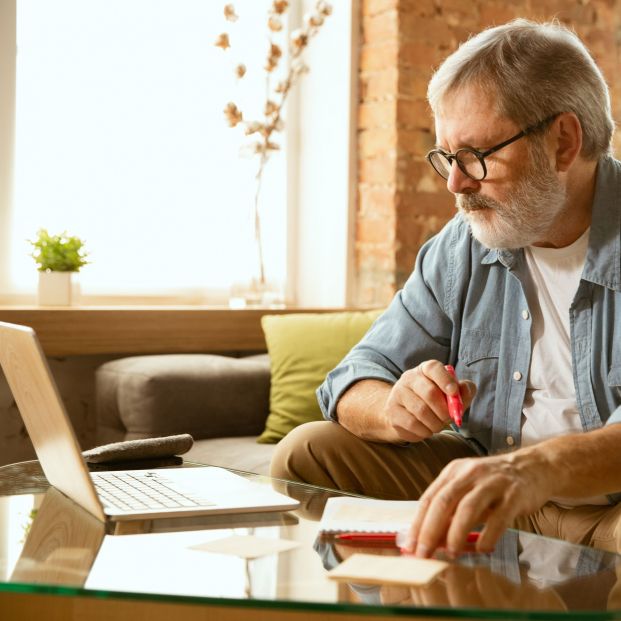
xmin=95 ymin=353 xmax=277 ymax=475
xmin=94 ymin=310 xmax=383 ymax=476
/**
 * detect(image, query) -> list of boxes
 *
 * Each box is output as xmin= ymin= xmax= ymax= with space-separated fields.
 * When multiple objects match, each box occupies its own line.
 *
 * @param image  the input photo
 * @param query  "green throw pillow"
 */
xmin=257 ymin=309 xmax=383 ymax=443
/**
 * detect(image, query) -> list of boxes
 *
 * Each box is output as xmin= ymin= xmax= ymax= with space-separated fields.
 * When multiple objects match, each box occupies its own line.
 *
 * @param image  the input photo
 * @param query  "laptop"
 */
xmin=0 ymin=321 xmax=299 ymax=522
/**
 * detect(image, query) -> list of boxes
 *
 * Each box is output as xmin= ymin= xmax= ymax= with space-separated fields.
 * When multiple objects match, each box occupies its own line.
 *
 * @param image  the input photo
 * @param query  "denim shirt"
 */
xmin=318 ymin=156 xmax=621 ymax=465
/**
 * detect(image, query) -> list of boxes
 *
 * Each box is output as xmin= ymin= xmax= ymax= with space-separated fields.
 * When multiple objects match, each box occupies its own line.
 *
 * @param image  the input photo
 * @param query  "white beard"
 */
xmin=457 ymin=146 xmax=567 ymax=249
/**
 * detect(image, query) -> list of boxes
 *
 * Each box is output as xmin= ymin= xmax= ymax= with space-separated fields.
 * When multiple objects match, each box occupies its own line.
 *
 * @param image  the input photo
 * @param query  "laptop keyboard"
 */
xmin=92 ymin=471 xmax=216 ymax=512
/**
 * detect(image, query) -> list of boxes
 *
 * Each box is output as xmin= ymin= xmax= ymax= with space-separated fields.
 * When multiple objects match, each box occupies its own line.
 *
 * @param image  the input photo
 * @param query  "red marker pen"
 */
xmin=445 ymin=365 xmax=464 ymax=427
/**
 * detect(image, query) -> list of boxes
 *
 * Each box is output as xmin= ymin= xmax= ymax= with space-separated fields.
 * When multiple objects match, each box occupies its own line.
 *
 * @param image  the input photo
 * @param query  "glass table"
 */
xmin=1 ymin=459 xmax=621 ymax=620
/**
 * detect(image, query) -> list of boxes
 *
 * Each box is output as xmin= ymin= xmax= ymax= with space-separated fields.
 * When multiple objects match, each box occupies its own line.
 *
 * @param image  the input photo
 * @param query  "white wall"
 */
xmin=288 ymin=0 xmax=357 ymax=307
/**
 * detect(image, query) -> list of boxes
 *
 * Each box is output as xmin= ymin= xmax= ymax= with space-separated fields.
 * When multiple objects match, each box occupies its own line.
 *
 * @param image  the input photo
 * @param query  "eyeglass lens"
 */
xmin=429 ymin=150 xmax=486 ymax=181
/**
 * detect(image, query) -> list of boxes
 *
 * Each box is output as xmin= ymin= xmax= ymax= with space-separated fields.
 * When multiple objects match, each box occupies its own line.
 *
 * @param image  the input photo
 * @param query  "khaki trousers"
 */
xmin=270 ymin=420 xmax=621 ymax=553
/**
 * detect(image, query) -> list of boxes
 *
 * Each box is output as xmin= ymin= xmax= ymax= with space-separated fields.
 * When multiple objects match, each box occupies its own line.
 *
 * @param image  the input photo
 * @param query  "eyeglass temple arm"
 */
xmin=479 ymin=130 xmax=527 ymax=158
xmin=480 ymin=114 xmax=559 ymax=158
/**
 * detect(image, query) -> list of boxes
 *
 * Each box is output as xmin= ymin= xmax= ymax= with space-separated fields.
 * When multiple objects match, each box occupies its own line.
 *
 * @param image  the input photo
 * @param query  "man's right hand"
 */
xmin=381 ymin=360 xmax=476 ymax=443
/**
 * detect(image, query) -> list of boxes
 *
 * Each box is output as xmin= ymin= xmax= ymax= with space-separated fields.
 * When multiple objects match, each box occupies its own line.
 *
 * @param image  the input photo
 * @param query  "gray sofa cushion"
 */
xmin=96 ymin=353 xmax=271 ymax=444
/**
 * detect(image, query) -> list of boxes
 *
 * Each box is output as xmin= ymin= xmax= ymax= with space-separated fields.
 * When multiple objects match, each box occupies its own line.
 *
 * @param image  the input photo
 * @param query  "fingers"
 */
xmin=460 ymin=380 xmax=477 ymax=409
xmin=406 ymin=456 xmax=537 ymax=559
xmin=473 ymin=507 xmax=510 ymax=554
xmin=403 ymin=462 xmax=461 ymax=554
xmin=390 ymin=384 xmax=447 ymax=436
xmin=413 ymin=464 xmax=476 ymax=557
xmin=389 ymin=404 xmax=439 ymax=442
xmin=387 ymin=361 xmax=467 ymax=438
xmin=444 ymin=486 xmax=503 ymax=555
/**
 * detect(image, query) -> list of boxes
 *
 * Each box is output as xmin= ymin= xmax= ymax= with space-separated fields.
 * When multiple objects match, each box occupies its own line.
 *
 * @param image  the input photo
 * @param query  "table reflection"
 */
xmin=10 ymin=487 xmax=105 ymax=586
xmin=314 ymin=528 xmax=621 ymax=612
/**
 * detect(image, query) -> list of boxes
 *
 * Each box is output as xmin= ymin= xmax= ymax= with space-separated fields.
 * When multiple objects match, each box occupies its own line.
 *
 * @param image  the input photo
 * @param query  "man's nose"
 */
xmin=446 ymin=161 xmax=480 ymax=194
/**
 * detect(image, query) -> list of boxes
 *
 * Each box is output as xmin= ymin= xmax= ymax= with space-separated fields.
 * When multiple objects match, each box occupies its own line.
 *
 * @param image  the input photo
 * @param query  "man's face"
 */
xmin=434 ymin=86 xmax=566 ymax=249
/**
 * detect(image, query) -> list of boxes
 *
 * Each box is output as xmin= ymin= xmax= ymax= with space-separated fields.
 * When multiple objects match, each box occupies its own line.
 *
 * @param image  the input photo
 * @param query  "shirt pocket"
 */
xmin=457 ymin=332 xmax=501 ymax=433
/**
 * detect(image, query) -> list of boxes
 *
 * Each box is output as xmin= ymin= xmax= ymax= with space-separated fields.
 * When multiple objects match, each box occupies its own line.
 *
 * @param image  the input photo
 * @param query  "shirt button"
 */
xmin=506 ymin=436 xmax=515 ymax=447
xmin=522 ymin=309 xmax=530 ymax=320
xmin=513 ymin=371 xmax=522 ymax=381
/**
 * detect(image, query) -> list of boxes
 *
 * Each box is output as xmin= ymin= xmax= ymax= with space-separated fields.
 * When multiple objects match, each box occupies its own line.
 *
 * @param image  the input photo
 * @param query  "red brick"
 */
xmin=398 ymin=67 xmax=434 ymax=99
xmin=359 ymin=69 xmax=399 ymax=100
xmin=400 ymin=15 xmax=453 ymax=43
xmin=362 ymin=11 xmax=399 ymax=44
xmin=353 ymin=278 xmax=396 ymax=308
xmin=527 ymin=0 xmax=594 ymax=20
xmin=358 ymin=185 xmax=398 ymax=216
xmin=358 ymin=155 xmax=399 ymax=184
xmin=594 ymin=0 xmax=616 ymax=27
xmin=359 ymin=100 xmax=397 ymax=129
xmin=356 ymin=246 xmax=396 ymax=272
xmin=399 ymin=0 xmax=437 ymax=17
xmin=399 ymin=40 xmax=446 ymax=69
xmin=397 ymin=189 xmax=455 ymax=218
xmin=360 ymin=41 xmax=399 ymax=71
xmin=443 ymin=10 xmax=479 ymax=29
xmin=583 ymin=28 xmax=616 ymax=56
xmin=395 ymin=214 xmax=449 ymax=283
xmin=398 ymin=163 xmax=446 ymax=194
xmin=441 ymin=0 xmax=477 ymax=12
xmin=446 ymin=26 xmax=474 ymax=49
xmin=397 ymin=128 xmax=435 ymax=156
xmin=396 ymin=214 xmax=450 ymax=252
xmin=357 ymin=216 xmax=396 ymax=244
xmin=361 ymin=0 xmax=399 ymax=17
xmin=359 ymin=127 xmax=399 ymax=157
xmin=397 ymin=99 xmax=432 ymax=129
xmin=478 ymin=4 xmax=522 ymax=26
xmin=355 ymin=250 xmax=397 ymax=284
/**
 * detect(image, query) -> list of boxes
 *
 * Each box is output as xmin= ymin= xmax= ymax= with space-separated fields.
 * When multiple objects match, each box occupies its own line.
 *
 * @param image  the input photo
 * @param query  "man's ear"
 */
xmin=553 ymin=112 xmax=582 ymax=172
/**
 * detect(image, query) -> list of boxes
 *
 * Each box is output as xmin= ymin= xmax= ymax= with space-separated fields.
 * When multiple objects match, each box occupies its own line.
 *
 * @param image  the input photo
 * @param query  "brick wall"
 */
xmin=354 ymin=0 xmax=621 ymax=306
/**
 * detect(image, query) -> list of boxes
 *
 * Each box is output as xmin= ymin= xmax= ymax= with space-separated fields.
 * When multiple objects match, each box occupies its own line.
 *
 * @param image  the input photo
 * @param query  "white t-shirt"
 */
xmin=522 ymin=227 xmax=608 ymax=506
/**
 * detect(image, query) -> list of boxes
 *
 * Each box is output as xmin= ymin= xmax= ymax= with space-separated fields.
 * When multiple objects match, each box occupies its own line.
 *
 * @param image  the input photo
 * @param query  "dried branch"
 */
xmin=217 ymin=0 xmax=331 ymax=288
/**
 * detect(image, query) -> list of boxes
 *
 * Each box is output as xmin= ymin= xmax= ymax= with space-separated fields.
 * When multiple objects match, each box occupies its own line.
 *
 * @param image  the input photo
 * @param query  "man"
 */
xmin=271 ymin=19 xmax=621 ymax=559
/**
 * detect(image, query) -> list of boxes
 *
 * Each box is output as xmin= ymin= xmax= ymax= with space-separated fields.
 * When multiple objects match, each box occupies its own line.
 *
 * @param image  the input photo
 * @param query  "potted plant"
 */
xmin=29 ymin=228 xmax=89 ymax=305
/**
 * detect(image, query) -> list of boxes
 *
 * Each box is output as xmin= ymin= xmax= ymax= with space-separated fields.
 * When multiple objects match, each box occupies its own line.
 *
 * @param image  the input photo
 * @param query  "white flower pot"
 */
xmin=37 ymin=271 xmax=80 ymax=306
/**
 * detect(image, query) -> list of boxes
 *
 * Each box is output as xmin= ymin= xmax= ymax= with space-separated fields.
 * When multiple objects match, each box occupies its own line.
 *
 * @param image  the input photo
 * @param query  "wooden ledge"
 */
xmin=0 ymin=306 xmax=343 ymax=356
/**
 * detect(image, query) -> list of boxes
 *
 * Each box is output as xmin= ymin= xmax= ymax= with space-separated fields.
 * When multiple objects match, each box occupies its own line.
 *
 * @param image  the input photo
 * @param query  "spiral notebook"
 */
xmin=319 ymin=497 xmax=420 ymax=534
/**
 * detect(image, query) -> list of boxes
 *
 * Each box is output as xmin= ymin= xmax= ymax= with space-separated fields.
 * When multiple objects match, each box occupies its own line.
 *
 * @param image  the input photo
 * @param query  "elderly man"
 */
xmin=271 ymin=19 xmax=621 ymax=558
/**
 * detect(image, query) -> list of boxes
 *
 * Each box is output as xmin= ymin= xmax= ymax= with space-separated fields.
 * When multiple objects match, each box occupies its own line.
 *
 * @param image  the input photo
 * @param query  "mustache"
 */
xmin=457 ymin=193 xmax=501 ymax=213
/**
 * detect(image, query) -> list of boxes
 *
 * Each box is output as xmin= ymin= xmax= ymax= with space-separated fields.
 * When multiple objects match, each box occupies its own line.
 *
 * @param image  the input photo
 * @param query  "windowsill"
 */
xmin=0 ymin=305 xmax=345 ymax=356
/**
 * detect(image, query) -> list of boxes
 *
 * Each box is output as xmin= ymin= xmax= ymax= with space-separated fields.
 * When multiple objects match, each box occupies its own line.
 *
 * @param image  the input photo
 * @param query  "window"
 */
xmin=1 ymin=0 xmax=357 ymax=307
xmin=9 ymin=0 xmax=287 ymax=302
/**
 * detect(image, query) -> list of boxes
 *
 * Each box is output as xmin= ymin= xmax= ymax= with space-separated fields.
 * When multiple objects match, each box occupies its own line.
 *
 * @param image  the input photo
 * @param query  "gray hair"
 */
xmin=427 ymin=19 xmax=614 ymax=160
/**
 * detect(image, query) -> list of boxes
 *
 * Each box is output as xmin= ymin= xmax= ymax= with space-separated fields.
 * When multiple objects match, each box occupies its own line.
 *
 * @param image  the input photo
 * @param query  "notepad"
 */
xmin=327 ymin=553 xmax=448 ymax=586
xmin=319 ymin=497 xmax=420 ymax=534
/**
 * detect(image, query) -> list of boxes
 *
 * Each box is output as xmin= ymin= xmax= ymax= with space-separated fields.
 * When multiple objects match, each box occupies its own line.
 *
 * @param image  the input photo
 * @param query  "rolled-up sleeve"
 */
xmin=317 ymin=217 xmax=467 ymax=422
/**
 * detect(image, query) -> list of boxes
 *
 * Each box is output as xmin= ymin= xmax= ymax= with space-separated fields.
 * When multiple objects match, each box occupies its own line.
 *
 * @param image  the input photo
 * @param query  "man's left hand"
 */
xmin=405 ymin=449 xmax=553 ymax=558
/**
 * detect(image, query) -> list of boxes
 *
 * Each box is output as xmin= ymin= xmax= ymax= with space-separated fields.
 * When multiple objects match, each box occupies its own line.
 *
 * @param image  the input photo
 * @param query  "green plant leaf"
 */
xmin=28 ymin=228 xmax=89 ymax=272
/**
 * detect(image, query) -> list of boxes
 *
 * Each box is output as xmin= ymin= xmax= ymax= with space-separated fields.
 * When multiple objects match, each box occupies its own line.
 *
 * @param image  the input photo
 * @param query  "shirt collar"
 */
xmin=479 ymin=156 xmax=621 ymax=290
xmin=581 ymin=156 xmax=621 ymax=291
xmin=481 ymin=247 xmax=518 ymax=269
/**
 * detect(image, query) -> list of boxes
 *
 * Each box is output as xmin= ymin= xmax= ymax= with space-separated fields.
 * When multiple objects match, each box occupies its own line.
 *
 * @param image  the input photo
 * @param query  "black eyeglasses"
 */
xmin=426 ymin=114 xmax=560 ymax=182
